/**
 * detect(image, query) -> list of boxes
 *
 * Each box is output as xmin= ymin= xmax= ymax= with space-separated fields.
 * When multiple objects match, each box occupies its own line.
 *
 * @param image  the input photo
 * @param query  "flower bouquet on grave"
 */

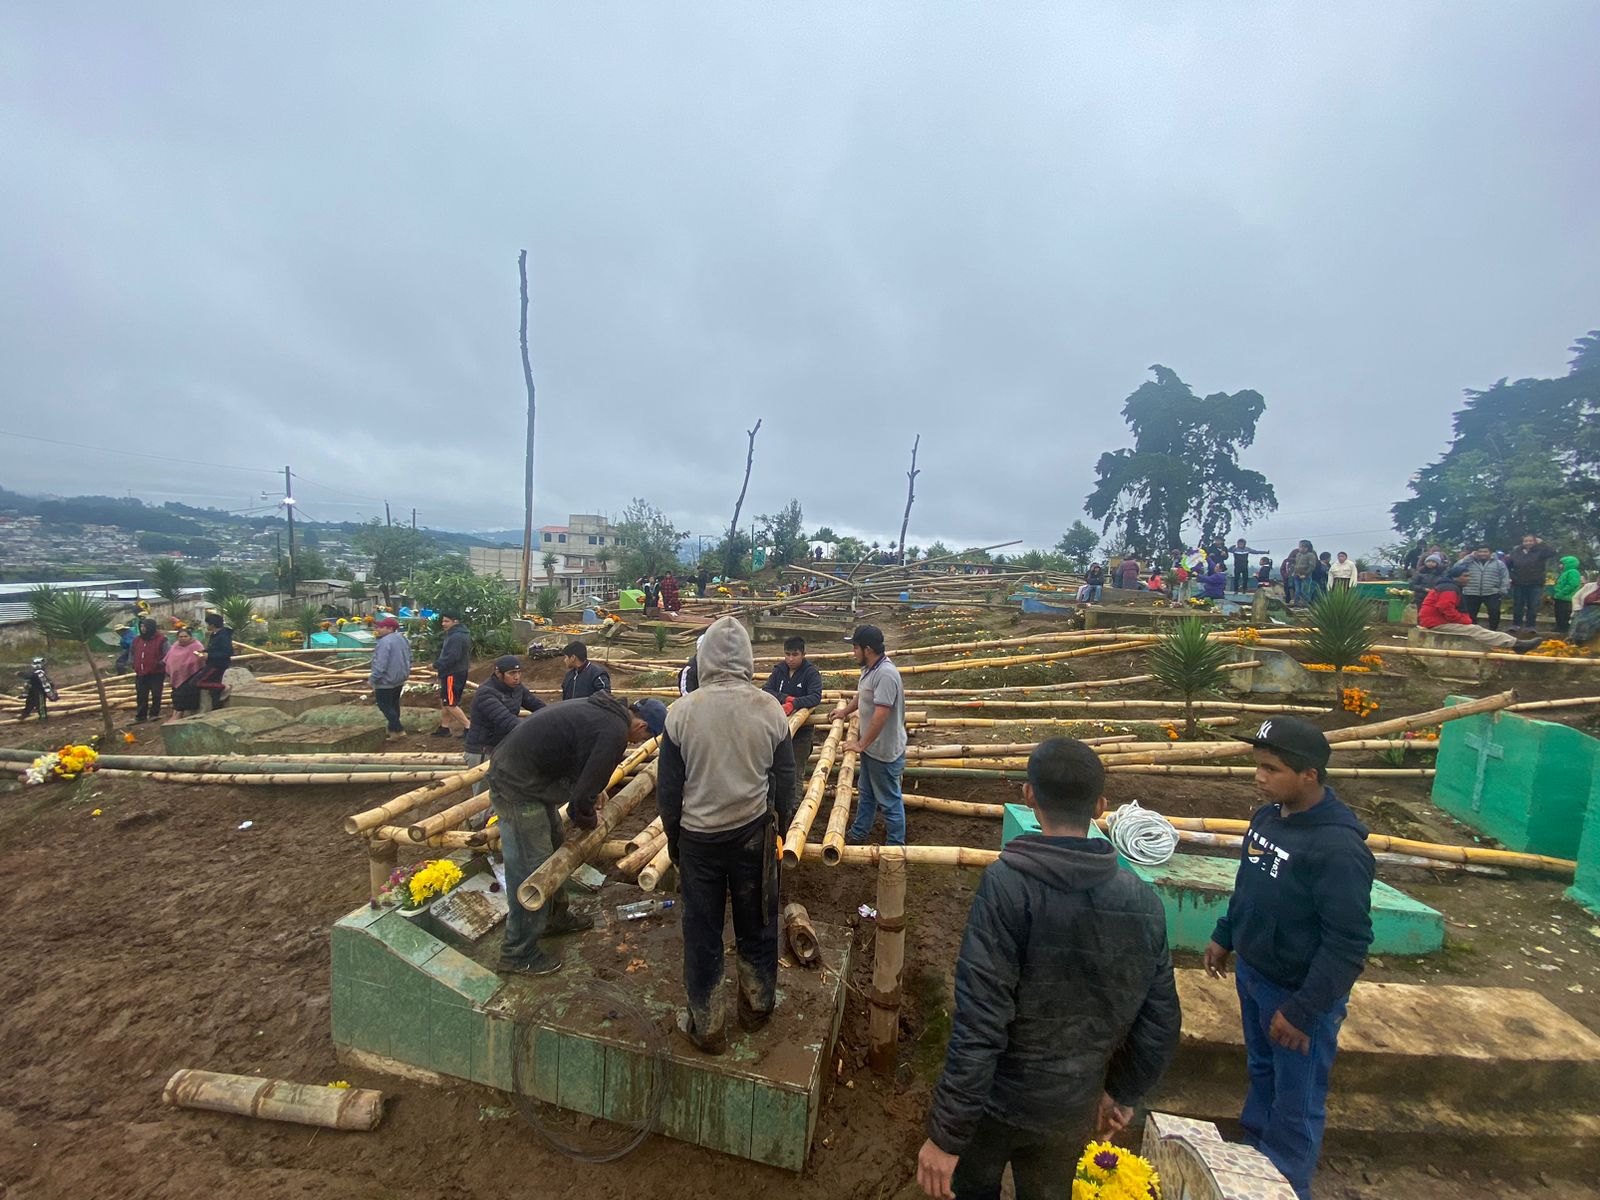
xmin=379 ymin=859 xmax=464 ymax=911
xmin=23 ymin=743 xmax=100 ymax=786
xmin=1073 ymin=1141 xmax=1160 ymax=1200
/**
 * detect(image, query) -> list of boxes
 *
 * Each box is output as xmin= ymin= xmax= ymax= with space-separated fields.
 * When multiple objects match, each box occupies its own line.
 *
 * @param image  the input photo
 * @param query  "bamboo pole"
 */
xmin=367 ymin=835 xmax=397 ymax=904
xmin=902 ymin=794 xmax=1005 ymax=818
xmin=1506 ymin=695 xmax=1600 ymax=714
xmin=617 ymin=831 xmax=668 ymax=877
xmin=518 ymin=762 xmax=658 ymax=911
xmin=638 ymin=838 xmax=674 ymax=892
xmin=1383 ymin=643 xmax=1600 ymax=667
xmin=902 ymin=765 xmax=1437 ymax=781
xmin=91 ymin=768 xmax=460 ymax=786
xmin=232 ymin=639 xmax=346 ymax=675
xmin=781 ymin=717 xmax=847 ymax=866
xmin=782 ymin=902 xmax=822 ymax=966
xmin=375 ymin=824 xmax=500 ymax=850
xmin=820 ymin=718 xmax=861 ymax=866
xmin=867 ymin=847 xmax=907 ymax=1075
xmin=345 ymin=761 xmax=491 ymax=835
xmin=799 ymin=843 xmax=997 ymax=867
xmin=625 ymin=815 xmax=665 ymax=854
xmin=407 ymin=793 xmax=491 ymax=842
xmin=162 ymin=1069 xmax=384 ymax=1131
xmin=895 ymin=640 xmax=1156 ymax=676
xmin=912 ymin=698 xmax=1328 ymax=714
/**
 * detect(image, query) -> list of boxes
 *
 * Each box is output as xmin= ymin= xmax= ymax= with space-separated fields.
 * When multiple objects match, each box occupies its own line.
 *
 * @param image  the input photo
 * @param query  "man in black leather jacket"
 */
xmin=917 ymin=738 xmax=1181 ymax=1200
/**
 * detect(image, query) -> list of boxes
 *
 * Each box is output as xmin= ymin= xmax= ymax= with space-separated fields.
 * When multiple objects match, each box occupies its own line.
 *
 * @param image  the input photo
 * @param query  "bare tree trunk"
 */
xmin=84 ymin=643 xmax=114 ymax=743
xmin=724 ymin=419 xmax=762 ymax=577
xmin=517 ymin=250 xmax=538 ymax=612
xmin=897 ymin=433 xmax=921 ymax=566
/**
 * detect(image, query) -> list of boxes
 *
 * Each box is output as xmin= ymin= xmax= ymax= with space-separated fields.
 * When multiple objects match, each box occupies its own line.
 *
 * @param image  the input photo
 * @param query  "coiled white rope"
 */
xmin=1104 ymin=801 xmax=1179 ymax=866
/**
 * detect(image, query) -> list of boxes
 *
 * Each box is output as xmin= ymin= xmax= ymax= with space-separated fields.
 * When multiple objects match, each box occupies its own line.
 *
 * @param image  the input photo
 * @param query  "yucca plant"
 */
xmin=218 ymin=595 xmax=257 ymax=636
xmin=654 ymin=624 xmax=671 ymax=652
xmin=536 ymin=587 xmax=559 ymax=621
xmin=28 ymin=586 xmax=117 ymax=741
xmin=203 ymin=566 xmax=244 ymax=606
xmin=149 ymin=557 xmax=187 ymax=602
xmin=1303 ymin=585 xmax=1377 ymax=700
xmin=1147 ymin=617 xmax=1233 ymax=738
xmin=296 ymin=603 xmax=326 ymax=650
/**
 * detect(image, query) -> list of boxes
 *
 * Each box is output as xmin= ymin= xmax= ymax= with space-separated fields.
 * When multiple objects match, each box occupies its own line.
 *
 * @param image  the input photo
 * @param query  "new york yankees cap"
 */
xmin=1245 ymin=716 xmax=1331 ymax=767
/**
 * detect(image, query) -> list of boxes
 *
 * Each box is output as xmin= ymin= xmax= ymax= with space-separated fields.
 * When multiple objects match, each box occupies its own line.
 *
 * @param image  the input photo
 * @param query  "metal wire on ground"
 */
xmin=1104 ymin=801 xmax=1179 ymax=866
xmin=508 ymin=976 xmax=667 ymax=1162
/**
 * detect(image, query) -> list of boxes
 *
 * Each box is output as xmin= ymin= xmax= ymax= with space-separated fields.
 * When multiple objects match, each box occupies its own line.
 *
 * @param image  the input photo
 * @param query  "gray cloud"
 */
xmin=2 ymin=2 xmax=1597 ymax=562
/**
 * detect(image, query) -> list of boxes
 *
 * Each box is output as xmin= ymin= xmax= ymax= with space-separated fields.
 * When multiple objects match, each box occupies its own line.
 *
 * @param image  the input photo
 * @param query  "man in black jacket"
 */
xmin=761 ymin=636 xmax=823 ymax=804
xmin=465 ymin=655 xmax=544 ymax=795
xmin=1506 ymin=534 xmax=1559 ymax=633
xmin=432 ymin=611 xmax=472 ymax=738
xmin=1204 ymin=717 xmax=1375 ymax=1200
xmin=560 ymin=640 xmax=612 ymax=700
xmin=489 ymin=693 xmax=666 ymax=976
xmin=918 ymin=738 xmax=1180 ymax=1200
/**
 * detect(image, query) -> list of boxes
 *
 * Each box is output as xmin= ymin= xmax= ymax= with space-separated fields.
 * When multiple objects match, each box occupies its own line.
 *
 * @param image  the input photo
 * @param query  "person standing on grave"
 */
xmin=829 ymin=624 xmax=908 ymax=847
xmin=560 ymin=640 xmax=611 ymax=699
xmin=1256 ymin=555 xmax=1275 ymax=591
xmin=762 ymin=635 xmax=823 ymax=801
xmin=195 ymin=612 xmax=234 ymax=708
xmin=1409 ymin=554 xmax=1446 ymax=608
xmin=1449 ymin=546 xmax=1512 ymax=630
xmin=489 ymin=693 xmax=666 ymax=976
xmin=1312 ymin=552 xmax=1332 ymax=600
xmin=431 ymin=611 xmax=472 ymax=739
xmin=917 ymin=739 xmax=1181 ymax=1200
xmin=130 ymin=618 xmax=170 ymax=723
xmin=163 ymin=629 xmax=206 ymax=722
xmin=1418 ymin=568 xmax=1538 ymax=651
xmin=368 ymin=616 xmax=412 ymax=738
xmin=658 ymin=616 xmax=796 ymax=1053
xmin=465 ymin=654 xmax=544 ymax=791
xmin=1328 ymin=552 xmax=1358 ymax=590
xmin=1507 ymin=534 xmax=1560 ymax=634
xmin=1203 ymin=718 xmax=1375 ymax=1200
xmin=1289 ymin=541 xmax=1316 ymax=608
xmin=1553 ymin=556 xmax=1583 ymax=636
xmin=659 ymin=571 xmax=681 ymax=614
xmin=1232 ymin=538 xmax=1266 ymax=593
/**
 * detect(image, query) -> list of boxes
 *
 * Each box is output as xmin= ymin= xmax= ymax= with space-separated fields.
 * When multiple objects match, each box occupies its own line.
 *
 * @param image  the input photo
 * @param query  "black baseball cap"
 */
xmin=1245 ymin=716 xmax=1331 ymax=768
xmin=493 ymin=655 xmax=522 ymax=673
xmin=847 ymin=624 xmax=886 ymax=654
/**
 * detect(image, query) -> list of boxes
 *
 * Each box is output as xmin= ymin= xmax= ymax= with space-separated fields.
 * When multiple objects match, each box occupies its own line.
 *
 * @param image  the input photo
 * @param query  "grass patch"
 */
xmin=909 ymin=967 xmax=954 ymax=1084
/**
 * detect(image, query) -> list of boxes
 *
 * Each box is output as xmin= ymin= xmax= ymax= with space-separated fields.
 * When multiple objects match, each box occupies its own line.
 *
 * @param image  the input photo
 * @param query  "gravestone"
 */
xmin=1001 ymin=806 xmax=1443 ymax=954
xmin=1432 ymin=697 xmax=1600 ymax=859
xmin=160 ymin=706 xmax=387 ymax=756
xmin=300 ymin=703 xmax=438 ymax=734
xmin=227 ymin=683 xmax=342 ymax=717
xmin=1224 ymin=646 xmax=1320 ymax=695
xmin=1142 ymin=1112 xmax=1294 ymax=1200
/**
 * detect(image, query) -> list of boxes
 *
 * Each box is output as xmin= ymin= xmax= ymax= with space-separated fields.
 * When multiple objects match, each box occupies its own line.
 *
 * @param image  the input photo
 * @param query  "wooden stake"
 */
xmin=163 ymin=1069 xmax=384 ymax=1131
xmin=820 ymin=717 xmax=861 ymax=865
xmin=783 ymin=902 xmax=822 ymax=966
xmin=367 ymin=835 xmax=397 ymax=904
xmin=867 ymin=847 xmax=907 ymax=1075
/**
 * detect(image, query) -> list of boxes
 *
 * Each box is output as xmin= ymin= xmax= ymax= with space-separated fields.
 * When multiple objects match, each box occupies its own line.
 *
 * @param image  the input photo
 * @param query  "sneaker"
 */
xmin=542 ymin=910 xmax=595 ymax=937
xmin=1512 ymin=638 xmax=1542 ymax=654
xmin=497 ymin=949 xmax=563 ymax=977
xmin=430 ymin=727 xmax=453 ymax=738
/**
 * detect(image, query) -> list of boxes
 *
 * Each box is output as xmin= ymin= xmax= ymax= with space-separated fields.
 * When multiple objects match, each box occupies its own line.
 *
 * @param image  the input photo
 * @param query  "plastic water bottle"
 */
xmin=615 ymin=898 xmax=675 ymax=922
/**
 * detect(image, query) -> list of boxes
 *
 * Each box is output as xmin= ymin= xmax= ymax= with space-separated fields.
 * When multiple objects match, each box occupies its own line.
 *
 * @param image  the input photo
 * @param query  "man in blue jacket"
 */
xmin=431 ymin=611 xmax=472 ymax=739
xmin=465 ymin=655 xmax=544 ymax=792
xmin=1205 ymin=717 xmax=1375 ymax=1200
xmin=917 ymin=739 xmax=1180 ymax=1200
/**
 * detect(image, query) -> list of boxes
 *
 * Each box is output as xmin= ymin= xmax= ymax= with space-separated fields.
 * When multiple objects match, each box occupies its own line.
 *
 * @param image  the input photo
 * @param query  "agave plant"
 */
xmin=28 ymin=586 xmax=117 ymax=741
xmin=149 ymin=557 xmax=187 ymax=602
xmin=202 ymin=565 xmax=245 ymax=606
xmin=1146 ymin=617 xmax=1233 ymax=738
xmin=296 ymin=603 xmax=326 ymax=649
xmin=1303 ymin=586 xmax=1377 ymax=699
xmin=218 ymin=595 xmax=257 ymax=637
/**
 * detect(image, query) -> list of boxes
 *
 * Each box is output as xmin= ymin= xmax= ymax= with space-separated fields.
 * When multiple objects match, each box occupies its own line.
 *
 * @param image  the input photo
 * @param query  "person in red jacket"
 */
xmin=659 ymin=572 xmax=681 ymax=614
xmin=1419 ymin=570 xmax=1537 ymax=652
xmin=129 ymin=618 xmax=170 ymax=722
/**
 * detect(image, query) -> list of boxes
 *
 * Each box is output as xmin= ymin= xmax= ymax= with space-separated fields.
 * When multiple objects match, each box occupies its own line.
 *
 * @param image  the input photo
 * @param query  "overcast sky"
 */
xmin=3 ymin=3 xmax=1597 ymax=561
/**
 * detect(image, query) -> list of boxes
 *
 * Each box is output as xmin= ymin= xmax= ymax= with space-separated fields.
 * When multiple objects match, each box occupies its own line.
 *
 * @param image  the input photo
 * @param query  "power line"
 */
xmin=0 ymin=428 xmax=278 ymax=475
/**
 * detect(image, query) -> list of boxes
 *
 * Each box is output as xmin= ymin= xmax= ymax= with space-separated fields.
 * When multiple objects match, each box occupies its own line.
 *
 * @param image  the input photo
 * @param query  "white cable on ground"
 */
xmin=1105 ymin=801 xmax=1179 ymax=866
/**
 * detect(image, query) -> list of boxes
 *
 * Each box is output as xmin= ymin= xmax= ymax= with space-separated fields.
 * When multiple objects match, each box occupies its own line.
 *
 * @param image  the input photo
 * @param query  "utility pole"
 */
xmin=283 ymin=466 xmax=297 ymax=598
xmin=517 ymin=250 xmax=539 ymax=612
xmin=385 ymin=500 xmax=392 ymax=527
xmin=275 ymin=531 xmax=283 ymax=601
xmin=411 ymin=508 xmax=417 ymax=531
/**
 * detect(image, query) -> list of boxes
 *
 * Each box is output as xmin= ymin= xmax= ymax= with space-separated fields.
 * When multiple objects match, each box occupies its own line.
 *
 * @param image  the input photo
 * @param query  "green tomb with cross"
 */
xmin=1000 ymin=805 xmax=1443 ymax=954
xmin=1431 ymin=697 xmax=1600 ymax=860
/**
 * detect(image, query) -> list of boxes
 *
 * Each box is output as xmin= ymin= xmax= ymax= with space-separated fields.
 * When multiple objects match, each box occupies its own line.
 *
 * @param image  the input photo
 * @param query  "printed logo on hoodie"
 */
xmin=1245 ymin=826 xmax=1291 ymax=878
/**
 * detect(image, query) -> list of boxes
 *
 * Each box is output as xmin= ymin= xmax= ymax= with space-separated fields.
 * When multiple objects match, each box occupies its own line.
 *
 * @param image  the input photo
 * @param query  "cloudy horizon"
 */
xmin=3 ymin=3 xmax=1597 ymax=564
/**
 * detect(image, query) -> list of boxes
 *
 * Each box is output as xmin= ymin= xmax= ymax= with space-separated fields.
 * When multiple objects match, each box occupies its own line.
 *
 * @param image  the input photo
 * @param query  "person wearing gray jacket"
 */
xmin=368 ymin=617 xmax=412 ymax=736
xmin=658 ymin=615 xmax=797 ymax=1054
xmin=1450 ymin=547 xmax=1512 ymax=630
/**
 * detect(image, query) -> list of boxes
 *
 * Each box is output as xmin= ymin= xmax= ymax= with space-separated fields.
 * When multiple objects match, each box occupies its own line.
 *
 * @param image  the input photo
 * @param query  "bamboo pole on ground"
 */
xmin=407 ymin=793 xmax=491 ymax=842
xmin=902 ymin=794 xmax=1005 ymax=818
xmin=518 ymin=762 xmax=659 ymax=911
xmin=375 ymin=824 xmax=501 ymax=850
xmin=638 ymin=838 xmax=674 ymax=892
xmin=802 ymin=843 xmax=1000 ymax=867
xmin=345 ymin=761 xmax=491 ymax=834
xmin=781 ymin=717 xmax=847 ymax=866
xmin=232 ymin=640 xmax=347 ymax=675
xmin=162 ymin=1069 xmax=384 ymax=1131
xmin=91 ymin=768 xmax=461 ymax=786
xmin=902 ymin=764 xmax=1436 ymax=782
xmin=1382 ymin=643 xmax=1600 ymax=667
xmin=867 ymin=847 xmax=907 ymax=1075
xmin=820 ymin=718 xmax=861 ymax=865
xmin=617 ymin=831 xmax=668 ymax=877
xmin=625 ymin=815 xmax=665 ymax=854
xmin=1506 ymin=695 xmax=1600 ymax=714
xmin=894 ymin=640 xmax=1156 ymax=676
xmin=912 ymin=698 xmax=1328 ymax=714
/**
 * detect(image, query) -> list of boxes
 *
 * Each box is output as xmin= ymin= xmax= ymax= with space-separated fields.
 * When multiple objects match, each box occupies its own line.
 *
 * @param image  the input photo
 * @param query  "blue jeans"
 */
xmin=847 ymin=752 xmax=906 ymax=845
xmin=1235 ymin=958 xmax=1348 ymax=1200
xmin=491 ymin=783 xmax=569 ymax=965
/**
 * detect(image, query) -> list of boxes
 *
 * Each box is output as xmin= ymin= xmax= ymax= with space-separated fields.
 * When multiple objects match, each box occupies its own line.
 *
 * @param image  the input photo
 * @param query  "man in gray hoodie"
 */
xmin=658 ymin=616 xmax=797 ymax=1054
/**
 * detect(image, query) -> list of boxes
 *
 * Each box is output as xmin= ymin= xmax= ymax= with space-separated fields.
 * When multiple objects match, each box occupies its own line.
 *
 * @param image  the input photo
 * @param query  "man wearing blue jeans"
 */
xmin=830 ymin=624 xmax=907 ymax=846
xmin=1204 ymin=717 xmax=1374 ymax=1200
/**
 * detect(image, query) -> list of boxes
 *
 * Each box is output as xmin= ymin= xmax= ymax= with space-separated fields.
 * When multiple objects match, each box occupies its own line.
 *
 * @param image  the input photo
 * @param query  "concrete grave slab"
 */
xmin=226 ymin=683 xmax=343 ymax=716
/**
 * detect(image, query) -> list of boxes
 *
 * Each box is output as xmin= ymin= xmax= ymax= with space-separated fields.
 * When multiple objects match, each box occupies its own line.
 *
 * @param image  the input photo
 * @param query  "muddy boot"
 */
xmin=497 ymin=947 xmax=563 ymax=977
xmin=542 ymin=908 xmax=595 ymax=937
xmin=677 ymin=1009 xmax=726 ymax=1056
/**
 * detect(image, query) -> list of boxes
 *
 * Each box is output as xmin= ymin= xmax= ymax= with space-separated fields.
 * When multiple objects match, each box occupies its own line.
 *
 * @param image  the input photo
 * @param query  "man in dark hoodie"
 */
xmin=488 ymin=692 xmax=666 ymax=976
xmin=1204 ymin=717 xmax=1375 ymax=1200
xmin=917 ymin=739 xmax=1181 ymax=1200
xmin=659 ymin=616 xmax=796 ymax=1054
xmin=432 ymin=611 xmax=472 ymax=738
xmin=465 ymin=655 xmax=545 ymax=793
xmin=761 ymin=636 xmax=823 ymax=803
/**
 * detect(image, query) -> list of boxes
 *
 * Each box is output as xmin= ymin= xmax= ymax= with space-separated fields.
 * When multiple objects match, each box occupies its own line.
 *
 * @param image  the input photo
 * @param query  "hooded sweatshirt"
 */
xmin=1553 ymin=556 xmax=1583 ymax=602
xmin=926 ymin=833 xmax=1180 ymax=1155
xmin=1211 ymin=789 xmax=1375 ymax=1029
xmin=433 ymin=623 xmax=472 ymax=676
xmin=658 ymin=616 xmax=796 ymax=841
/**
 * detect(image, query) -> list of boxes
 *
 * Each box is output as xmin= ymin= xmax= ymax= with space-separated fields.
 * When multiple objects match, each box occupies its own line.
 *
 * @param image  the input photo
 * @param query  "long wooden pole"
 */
xmin=781 ymin=717 xmax=847 ymax=866
xmin=518 ymin=763 xmax=658 ymax=911
xmin=516 ymin=249 xmax=539 ymax=612
xmin=820 ymin=718 xmax=861 ymax=865
xmin=345 ymin=761 xmax=491 ymax=835
xmin=867 ymin=847 xmax=907 ymax=1075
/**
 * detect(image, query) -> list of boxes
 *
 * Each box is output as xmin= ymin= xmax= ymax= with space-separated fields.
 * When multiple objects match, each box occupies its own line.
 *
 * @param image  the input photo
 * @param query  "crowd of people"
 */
xmin=1079 ymin=536 xmax=1363 ymax=609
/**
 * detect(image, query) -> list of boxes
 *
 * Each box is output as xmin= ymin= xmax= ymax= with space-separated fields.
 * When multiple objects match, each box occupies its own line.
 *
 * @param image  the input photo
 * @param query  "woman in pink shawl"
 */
xmin=163 ymin=628 xmax=207 ymax=723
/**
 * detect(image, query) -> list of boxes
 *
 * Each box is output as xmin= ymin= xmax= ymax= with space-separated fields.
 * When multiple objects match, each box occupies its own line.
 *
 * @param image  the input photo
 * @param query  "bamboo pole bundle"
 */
xmin=162 ymin=1069 xmax=384 ymax=1131
xmin=1096 ymin=689 xmax=1516 ymax=767
xmin=407 ymin=793 xmax=491 ymax=842
xmin=895 ymin=640 xmax=1156 ymax=677
xmin=781 ymin=717 xmax=847 ymax=866
xmin=345 ymin=761 xmax=491 ymax=834
xmin=91 ymin=768 xmax=461 ymax=786
xmin=625 ymin=815 xmax=665 ymax=854
xmin=820 ymin=718 xmax=861 ymax=866
xmin=867 ymin=848 xmax=907 ymax=1075
xmin=617 ymin=831 xmax=668 ymax=877
xmin=518 ymin=762 xmax=659 ymax=911
xmin=374 ymin=823 xmax=500 ymax=850
xmin=638 ymin=838 xmax=674 ymax=892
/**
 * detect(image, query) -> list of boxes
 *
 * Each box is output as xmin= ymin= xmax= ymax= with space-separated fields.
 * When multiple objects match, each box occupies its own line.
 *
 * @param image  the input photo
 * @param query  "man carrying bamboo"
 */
xmin=489 ymin=693 xmax=666 ymax=976
xmin=658 ymin=616 xmax=796 ymax=1053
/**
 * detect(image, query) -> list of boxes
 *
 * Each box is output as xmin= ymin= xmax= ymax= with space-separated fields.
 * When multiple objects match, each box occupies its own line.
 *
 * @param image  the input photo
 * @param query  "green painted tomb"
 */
xmin=1566 ymin=768 xmax=1600 ymax=917
xmin=1432 ymin=697 xmax=1599 ymax=860
xmin=1001 ymin=805 xmax=1443 ymax=954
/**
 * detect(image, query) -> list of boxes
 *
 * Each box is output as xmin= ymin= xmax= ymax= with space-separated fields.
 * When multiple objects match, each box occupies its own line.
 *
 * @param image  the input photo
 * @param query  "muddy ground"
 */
xmin=2 ymin=619 xmax=1599 ymax=1199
